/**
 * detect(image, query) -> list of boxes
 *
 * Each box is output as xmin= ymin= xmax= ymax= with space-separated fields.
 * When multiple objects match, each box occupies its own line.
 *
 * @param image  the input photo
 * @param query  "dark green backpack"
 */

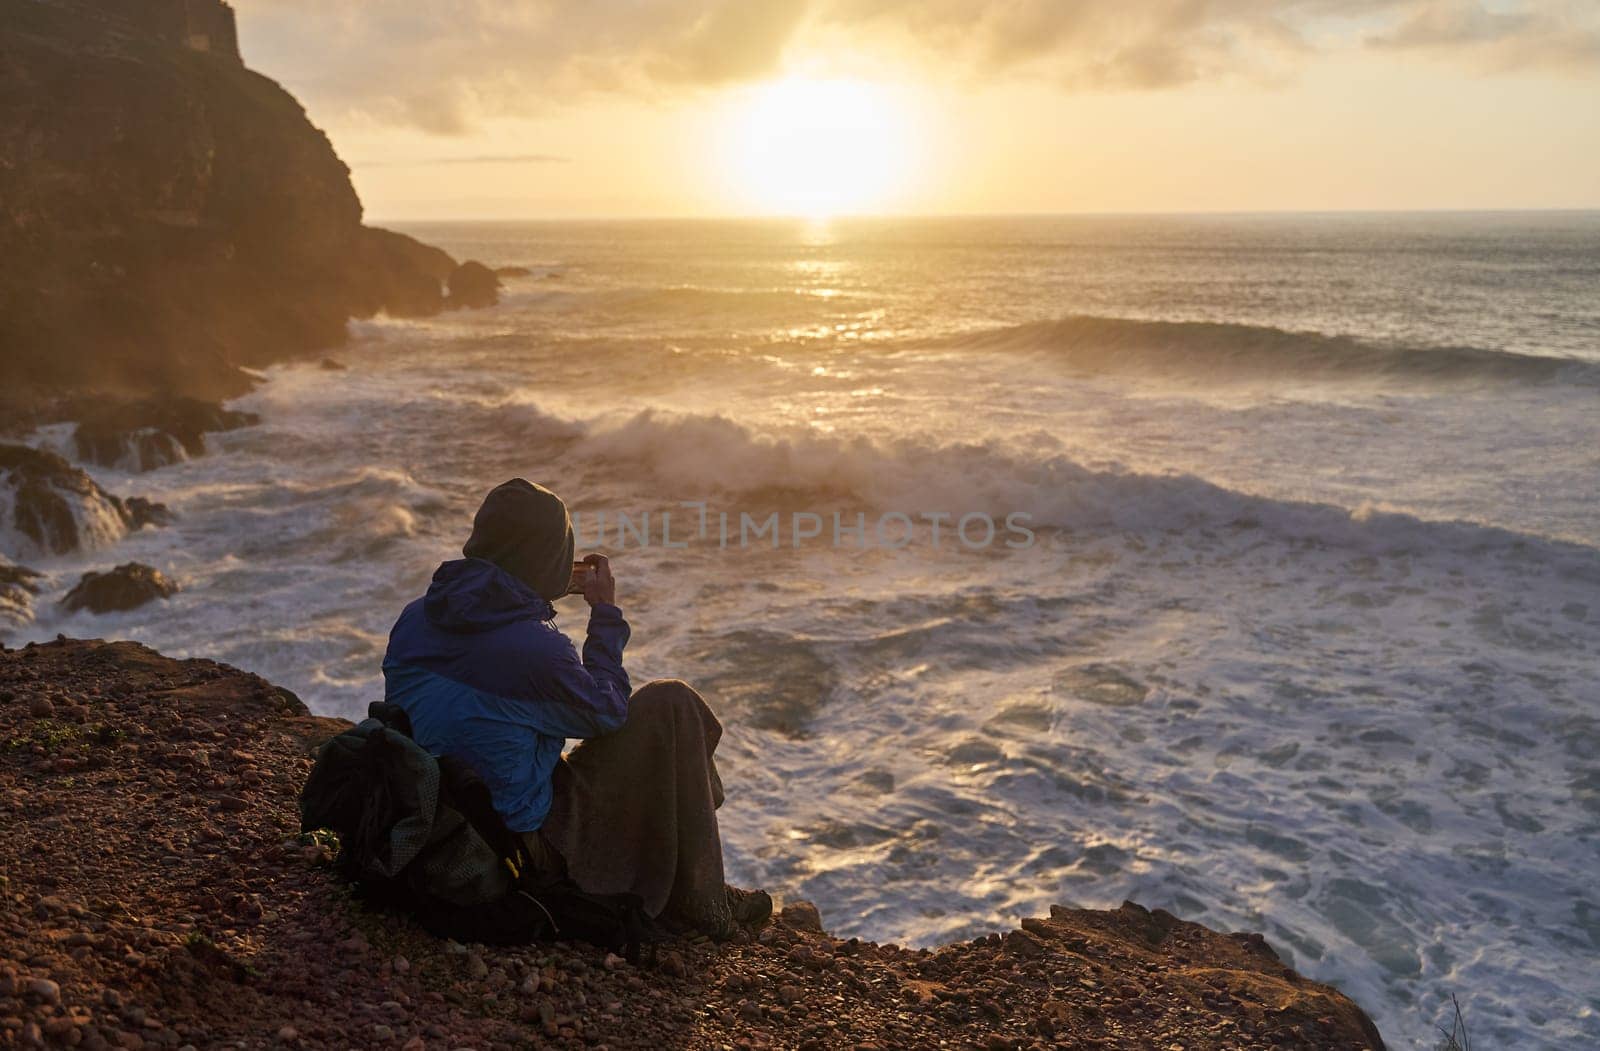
xmin=300 ymin=703 xmax=654 ymax=960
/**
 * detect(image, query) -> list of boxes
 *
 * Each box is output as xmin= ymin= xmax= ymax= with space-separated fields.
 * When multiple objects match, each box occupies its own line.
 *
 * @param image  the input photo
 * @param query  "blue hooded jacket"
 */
xmin=382 ymin=557 xmax=631 ymax=832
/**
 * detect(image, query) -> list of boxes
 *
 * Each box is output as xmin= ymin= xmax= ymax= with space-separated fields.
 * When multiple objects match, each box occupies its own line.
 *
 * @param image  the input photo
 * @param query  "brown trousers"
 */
xmin=534 ymin=679 xmax=735 ymax=937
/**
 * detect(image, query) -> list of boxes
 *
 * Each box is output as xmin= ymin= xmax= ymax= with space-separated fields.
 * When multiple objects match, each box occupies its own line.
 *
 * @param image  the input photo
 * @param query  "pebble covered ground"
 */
xmin=0 ymin=638 xmax=1387 ymax=1050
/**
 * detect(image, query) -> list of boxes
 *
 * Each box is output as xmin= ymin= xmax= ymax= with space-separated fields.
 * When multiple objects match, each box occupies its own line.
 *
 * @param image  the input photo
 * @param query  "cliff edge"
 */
xmin=0 ymin=637 xmax=1387 ymax=1050
xmin=0 ymin=0 xmax=483 ymax=407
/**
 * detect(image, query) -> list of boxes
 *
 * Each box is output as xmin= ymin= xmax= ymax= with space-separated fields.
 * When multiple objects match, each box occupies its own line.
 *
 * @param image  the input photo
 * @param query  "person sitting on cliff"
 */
xmin=380 ymin=479 xmax=772 ymax=939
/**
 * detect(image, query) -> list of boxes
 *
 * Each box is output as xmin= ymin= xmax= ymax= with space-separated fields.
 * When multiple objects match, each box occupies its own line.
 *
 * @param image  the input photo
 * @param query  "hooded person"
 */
xmin=382 ymin=479 xmax=771 ymax=939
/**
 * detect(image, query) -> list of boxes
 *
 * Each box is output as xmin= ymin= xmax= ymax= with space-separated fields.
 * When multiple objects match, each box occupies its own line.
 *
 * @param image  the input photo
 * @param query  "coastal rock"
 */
xmin=0 ymin=636 xmax=1387 ymax=1051
xmin=72 ymin=396 xmax=260 ymax=472
xmin=0 ymin=445 xmax=170 ymax=555
xmin=0 ymin=559 xmax=42 ymax=636
xmin=0 ymin=1 xmax=493 ymax=405
xmin=446 ymin=261 xmax=501 ymax=310
xmin=61 ymin=563 xmax=179 ymax=614
xmin=351 ymin=227 xmax=456 ymax=319
xmin=494 ymin=266 xmax=533 ymax=278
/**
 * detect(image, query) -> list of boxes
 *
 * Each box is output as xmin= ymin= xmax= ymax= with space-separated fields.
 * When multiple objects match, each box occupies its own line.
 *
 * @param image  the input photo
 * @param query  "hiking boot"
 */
xmin=726 ymin=885 xmax=772 ymax=927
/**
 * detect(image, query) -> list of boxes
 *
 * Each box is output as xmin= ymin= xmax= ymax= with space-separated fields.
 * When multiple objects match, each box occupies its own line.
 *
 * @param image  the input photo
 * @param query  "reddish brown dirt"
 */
xmin=0 ymin=637 xmax=1386 ymax=1050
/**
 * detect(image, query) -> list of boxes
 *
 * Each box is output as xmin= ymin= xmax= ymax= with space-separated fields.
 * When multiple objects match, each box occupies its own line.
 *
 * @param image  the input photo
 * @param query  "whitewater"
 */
xmin=11 ymin=212 xmax=1600 ymax=1048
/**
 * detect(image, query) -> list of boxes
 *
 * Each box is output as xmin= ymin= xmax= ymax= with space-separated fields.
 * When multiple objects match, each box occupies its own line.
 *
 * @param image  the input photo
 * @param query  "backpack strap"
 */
xmin=435 ymin=753 xmax=528 ymax=877
xmin=366 ymin=701 xmax=414 ymax=738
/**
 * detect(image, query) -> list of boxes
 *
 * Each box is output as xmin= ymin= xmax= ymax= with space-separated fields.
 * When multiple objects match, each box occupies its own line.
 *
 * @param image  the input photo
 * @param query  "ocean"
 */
xmin=12 ymin=212 xmax=1600 ymax=1047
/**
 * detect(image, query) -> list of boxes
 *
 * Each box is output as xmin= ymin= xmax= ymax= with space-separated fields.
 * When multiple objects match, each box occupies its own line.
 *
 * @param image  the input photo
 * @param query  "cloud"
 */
xmin=1365 ymin=0 xmax=1600 ymax=73
xmin=232 ymin=0 xmax=1600 ymax=134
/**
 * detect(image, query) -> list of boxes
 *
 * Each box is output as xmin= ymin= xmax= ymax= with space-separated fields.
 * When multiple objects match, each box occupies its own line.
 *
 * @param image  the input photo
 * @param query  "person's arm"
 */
xmin=581 ymin=601 xmax=631 ymax=701
xmin=526 ymin=554 xmax=630 ymax=739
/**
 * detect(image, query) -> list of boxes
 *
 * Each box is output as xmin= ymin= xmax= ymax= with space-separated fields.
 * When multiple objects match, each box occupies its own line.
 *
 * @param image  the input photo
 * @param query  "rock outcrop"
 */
xmin=446 ymin=260 xmax=502 ymax=310
xmin=0 ymin=560 xmax=41 ymax=637
xmin=71 ymin=395 xmax=260 ymax=472
xmin=0 ymin=637 xmax=1388 ymax=1050
xmin=61 ymin=563 xmax=178 ymax=613
xmin=0 ymin=0 xmax=497 ymax=406
xmin=0 ymin=445 xmax=170 ymax=556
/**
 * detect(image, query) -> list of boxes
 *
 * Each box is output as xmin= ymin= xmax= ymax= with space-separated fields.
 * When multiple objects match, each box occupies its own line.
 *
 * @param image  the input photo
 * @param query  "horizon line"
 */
xmin=370 ymin=205 xmax=1600 ymax=225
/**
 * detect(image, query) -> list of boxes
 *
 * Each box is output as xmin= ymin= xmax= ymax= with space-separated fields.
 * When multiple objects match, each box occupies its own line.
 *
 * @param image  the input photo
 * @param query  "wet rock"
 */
xmin=445 ymin=261 xmax=500 ymax=310
xmin=61 ymin=564 xmax=178 ymax=614
xmin=0 ymin=445 xmax=169 ymax=555
xmin=72 ymin=397 xmax=259 ymax=472
xmin=0 ymin=560 xmax=42 ymax=635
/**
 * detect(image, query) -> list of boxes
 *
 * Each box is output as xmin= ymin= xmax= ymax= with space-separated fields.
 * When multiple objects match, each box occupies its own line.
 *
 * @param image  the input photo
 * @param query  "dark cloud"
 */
xmin=232 ymin=0 xmax=1600 ymax=134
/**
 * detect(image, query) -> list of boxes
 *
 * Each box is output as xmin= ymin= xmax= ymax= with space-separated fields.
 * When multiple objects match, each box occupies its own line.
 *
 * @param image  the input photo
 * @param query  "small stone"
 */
xmin=779 ymin=900 xmax=824 ymax=932
xmin=371 ymin=1024 xmax=394 ymax=1041
xmin=1004 ymin=930 xmax=1046 ymax=958
xmin=602 ymin=953 xmax=625 ymax=971
xmin=276 ymin=1025 xmax=297 ymax=1042
xmin=466 ymin=954 xmax=489 ymax=979
xmin=26 ymin=977 xmax=61 ymax=1005
xmin=28 ymin=697 xmax=55 ymax=719
xmin=658 ymin=951 xmax=689 ymax=979
xmin=737 ymin=1000 xmax=764 ymax=1023
xmin=392 ymin=955 xmax=410 ymax=974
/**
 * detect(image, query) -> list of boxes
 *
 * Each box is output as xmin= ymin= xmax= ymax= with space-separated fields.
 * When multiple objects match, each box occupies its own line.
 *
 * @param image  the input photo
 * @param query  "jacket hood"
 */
xmin=422 ymin=558 xmax=554 ymax=633
xmin=461 ymin=479 xmax=575 ymax=601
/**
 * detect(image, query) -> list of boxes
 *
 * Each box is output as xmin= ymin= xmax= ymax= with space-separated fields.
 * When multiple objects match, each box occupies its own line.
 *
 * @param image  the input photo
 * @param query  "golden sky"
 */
xmin=234 ymin=0 xmax=1600 ymax=220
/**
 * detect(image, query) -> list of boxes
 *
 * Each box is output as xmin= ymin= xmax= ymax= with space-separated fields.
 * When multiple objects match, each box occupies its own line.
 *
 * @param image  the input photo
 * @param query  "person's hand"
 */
xmin=581 ymin=553 xmax=615 ymax=608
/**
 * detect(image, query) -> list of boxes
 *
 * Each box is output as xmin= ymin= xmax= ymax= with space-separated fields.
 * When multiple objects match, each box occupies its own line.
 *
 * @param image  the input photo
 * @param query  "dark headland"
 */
xmin=0 ymin=5 xmax=1388 ymax=1048
xmin=0 ymin=0 xmax=496 ymax=428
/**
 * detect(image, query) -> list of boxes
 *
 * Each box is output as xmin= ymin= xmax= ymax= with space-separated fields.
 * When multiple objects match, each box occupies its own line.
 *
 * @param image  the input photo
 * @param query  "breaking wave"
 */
xmin=934 ymin=315 xmax=1599 ymax=387
xmin=504 ymin=402 xmax=1600 ymax=572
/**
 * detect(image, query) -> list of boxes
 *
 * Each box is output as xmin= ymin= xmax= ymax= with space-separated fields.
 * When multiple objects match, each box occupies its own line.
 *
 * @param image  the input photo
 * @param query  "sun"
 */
xmin=719 ymin=78 xmax=918 ymax=217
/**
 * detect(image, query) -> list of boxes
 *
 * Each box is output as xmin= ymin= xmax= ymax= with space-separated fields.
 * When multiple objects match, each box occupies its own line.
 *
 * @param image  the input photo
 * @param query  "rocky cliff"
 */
xmin=0 ymin=638 xmax=1387 ymax=1050
xmin=0 ymin=0 xmax=493 ymax=408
